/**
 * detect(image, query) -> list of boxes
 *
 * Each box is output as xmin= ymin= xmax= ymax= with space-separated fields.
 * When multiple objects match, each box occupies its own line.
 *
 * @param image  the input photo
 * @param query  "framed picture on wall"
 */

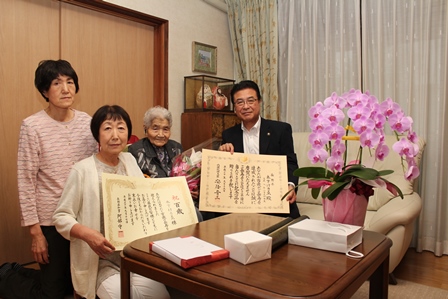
xmin=192 ymin=41 xmax=217 ymax=74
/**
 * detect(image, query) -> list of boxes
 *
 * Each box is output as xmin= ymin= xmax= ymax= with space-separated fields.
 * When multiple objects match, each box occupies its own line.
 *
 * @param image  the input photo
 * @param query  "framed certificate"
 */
xmin=102 ymin=174 xmax=199 ymax=250
xmin=199 ymin=149 xmax=290 ymax=214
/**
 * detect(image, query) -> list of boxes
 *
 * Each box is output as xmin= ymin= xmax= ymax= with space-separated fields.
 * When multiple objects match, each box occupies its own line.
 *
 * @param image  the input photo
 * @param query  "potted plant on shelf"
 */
xmin=288 ymin=89 xmax=420 ymax=226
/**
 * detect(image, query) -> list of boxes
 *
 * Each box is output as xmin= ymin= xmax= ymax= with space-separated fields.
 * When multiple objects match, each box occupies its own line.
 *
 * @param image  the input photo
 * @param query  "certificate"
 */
xmin=102 ymin=173 xmax=199 ymax=250
xmin=199 ymin=149 xmax=289 ymax=214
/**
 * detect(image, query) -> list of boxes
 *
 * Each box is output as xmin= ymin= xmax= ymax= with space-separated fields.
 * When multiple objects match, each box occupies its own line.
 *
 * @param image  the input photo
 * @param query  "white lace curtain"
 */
xmin=277 ymin=0 xmax=448 ymax=256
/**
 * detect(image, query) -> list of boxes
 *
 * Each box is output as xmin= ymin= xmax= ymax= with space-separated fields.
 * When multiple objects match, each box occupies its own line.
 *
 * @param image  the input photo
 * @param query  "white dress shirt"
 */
xmin=242 ymin=116 xmax=261 ymax=154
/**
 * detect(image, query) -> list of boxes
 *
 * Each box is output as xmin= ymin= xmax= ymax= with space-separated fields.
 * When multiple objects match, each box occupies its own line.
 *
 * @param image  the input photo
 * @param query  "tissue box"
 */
xmin=224 ymin=230 xmax=272 ymax=265
xmin=288 ymin=219 xmax=363 ymax=254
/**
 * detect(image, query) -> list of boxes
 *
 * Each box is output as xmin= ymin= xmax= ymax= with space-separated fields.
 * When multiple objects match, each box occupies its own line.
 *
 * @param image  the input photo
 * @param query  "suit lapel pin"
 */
xmin=267 ymin=132 xmax=271 ymax=136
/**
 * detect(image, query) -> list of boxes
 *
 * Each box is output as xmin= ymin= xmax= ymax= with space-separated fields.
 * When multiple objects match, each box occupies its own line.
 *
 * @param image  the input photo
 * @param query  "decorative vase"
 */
xmin=322 ymin=189 xmax=368 ymax=226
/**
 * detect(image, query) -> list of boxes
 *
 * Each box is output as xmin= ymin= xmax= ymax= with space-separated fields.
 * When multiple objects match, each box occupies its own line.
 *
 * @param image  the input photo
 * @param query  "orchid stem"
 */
xmin=393 ymin=130 xmax=408 ymax=174
xmin=358 ymin=146 xmax=363 ymax=165
xmin=343 ymin=119 xmax=351 ymax=167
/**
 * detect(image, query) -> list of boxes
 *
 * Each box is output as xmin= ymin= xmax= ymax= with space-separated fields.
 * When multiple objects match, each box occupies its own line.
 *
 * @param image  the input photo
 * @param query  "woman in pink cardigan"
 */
xmin=0 ymin=60 xmax=97 ymax=299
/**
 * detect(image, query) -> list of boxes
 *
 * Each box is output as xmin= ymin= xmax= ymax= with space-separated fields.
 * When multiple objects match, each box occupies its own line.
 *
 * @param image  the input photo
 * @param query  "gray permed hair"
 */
xmin=143 ymin=106 xmax=172 ymax=130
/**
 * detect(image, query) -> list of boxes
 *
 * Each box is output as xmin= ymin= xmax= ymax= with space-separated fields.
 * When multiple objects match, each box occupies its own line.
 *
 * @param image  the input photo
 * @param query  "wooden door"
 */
xmin=60 ymin=2 xmax=154 ymax=129
xmin=0 ymin=0 xmax=61 ymax=265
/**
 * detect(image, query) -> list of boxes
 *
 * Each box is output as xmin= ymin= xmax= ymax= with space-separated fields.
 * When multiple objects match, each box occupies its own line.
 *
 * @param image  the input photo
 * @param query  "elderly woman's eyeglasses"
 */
xmin=234 ymin=98 xmax=258 ymax=107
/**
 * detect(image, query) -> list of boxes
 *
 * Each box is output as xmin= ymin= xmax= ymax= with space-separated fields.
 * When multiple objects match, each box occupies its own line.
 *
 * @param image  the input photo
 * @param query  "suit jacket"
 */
xmin=222 ymin=118 xmax=300 ymax=218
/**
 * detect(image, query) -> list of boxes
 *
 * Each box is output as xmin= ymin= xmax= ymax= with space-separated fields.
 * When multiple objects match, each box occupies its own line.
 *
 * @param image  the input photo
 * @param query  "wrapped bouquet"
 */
xmin=170 ymin=138 xmax=220 ymax=191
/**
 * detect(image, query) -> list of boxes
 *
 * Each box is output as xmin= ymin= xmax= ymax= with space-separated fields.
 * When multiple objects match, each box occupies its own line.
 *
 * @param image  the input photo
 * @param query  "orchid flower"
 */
xmin=324 ymin=123 xmax=345 ymax=140
xmin=327 ymin=155 xmax=344 ymax=172
xmin=309 ymin=116 xmax=331 ymax=132
xmin=320 ymin=106 xmax=345 ymax=123
xmin=352 ymin=115 xmax=376 ymax=134
xmin=388 ymin=113 xmax=413 ymax=134
xmin=346 ymin=89 xmax=369 ymax=107
xmin=359 ymin=129 xmax=380 ymax=148
xmin=375 ymin=142 xmax=390 ymax=161
xmin=407 ymin=131 xmax=419 ymax=143
xmin=307 ymin=147 xmax=329 ymax=163
xmin=347 ymin=103 xmax=372 ymax=121
xmin=331 ymin=139 xmax=346 ymax=156
xmin=366 ymin=95 xmax=379 ymax=108
xmin=380 ymin=98 xmax=401 ymax=117
xmin=392 ymin=137 xmax=419 ymax=158
xmin=309 ymin=131 xmax=329 ymax=148
xmin=323 ymin=92 xmax=347 ymax=109
xmin=373 ymin=112 xmax=386 ymax=130
xmin=308 ymin=102 xmax=325 ymax=119
xmin=297 ymin=89 xmax=420 ymax=201
xmin=405 ymin=156 xmax=420 ymax=180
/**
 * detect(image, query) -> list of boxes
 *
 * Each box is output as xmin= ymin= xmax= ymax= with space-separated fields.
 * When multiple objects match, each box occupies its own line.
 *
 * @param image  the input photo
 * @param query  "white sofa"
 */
xmin=292 ymin=132 xmax=426 ymax=278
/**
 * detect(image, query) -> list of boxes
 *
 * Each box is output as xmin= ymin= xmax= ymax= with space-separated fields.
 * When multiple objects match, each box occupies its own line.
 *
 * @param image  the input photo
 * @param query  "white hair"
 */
xmin=143 ymin=106 xmax=172 ymax=130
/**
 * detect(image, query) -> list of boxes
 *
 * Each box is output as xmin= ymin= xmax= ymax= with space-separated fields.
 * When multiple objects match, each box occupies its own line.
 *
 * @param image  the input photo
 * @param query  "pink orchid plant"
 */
xmin=295 ymin=89 xmax=420 ymax=200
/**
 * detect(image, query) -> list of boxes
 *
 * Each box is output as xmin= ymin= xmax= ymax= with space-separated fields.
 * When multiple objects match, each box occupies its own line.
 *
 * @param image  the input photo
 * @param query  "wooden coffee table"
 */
xmin=121 ymin=214 xmax=391 ymax=299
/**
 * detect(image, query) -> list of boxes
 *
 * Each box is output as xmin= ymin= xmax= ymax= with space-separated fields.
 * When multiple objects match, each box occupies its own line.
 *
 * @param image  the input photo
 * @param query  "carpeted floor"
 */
xmin=24 ymin=261 xmax=448 ymax=299
xmin=46 ymin=279 xmax=448 ymax=299
xmin=351 ymin=279 xmax=448 ymax=298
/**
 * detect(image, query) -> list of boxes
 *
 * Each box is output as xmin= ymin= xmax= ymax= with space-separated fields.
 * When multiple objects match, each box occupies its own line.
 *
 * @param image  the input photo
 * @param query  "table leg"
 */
xmin=369 ymin=253 xmax=389 ymax=298
xmin=121 ymin=257 xmax=131 ymax=299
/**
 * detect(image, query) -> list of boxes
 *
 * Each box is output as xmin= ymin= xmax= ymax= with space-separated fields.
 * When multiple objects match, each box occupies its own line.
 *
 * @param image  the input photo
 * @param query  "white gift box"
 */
xmin=288 ymin=219 xmax=363 ymax=254
xmin=224 ymin=230 xmax=272 ymax=265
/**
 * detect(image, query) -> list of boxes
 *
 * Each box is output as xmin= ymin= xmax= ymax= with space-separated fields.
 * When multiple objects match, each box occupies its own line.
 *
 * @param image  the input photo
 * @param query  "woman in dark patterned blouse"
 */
xmin=128 ymin=106 xmax=204 ymax=220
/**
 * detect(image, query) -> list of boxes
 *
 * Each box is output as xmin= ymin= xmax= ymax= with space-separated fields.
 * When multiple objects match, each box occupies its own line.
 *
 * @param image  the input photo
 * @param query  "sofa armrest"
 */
xmin=365 ymin=193 xmax=422 ymax=234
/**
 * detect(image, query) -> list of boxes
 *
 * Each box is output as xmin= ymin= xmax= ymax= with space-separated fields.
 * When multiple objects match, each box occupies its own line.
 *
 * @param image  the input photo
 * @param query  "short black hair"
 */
xmin=230 ymin=80 xmax=262 ymax=104
xmin=34 ymin=60 xmax=79 ymax=102
xmin=90 ymin=105 xmax=132 ymax=143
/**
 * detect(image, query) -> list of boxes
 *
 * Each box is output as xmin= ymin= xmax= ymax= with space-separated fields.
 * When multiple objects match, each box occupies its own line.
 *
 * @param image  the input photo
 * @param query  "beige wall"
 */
xmin=105 ymin=0 xmax=234 ymax=142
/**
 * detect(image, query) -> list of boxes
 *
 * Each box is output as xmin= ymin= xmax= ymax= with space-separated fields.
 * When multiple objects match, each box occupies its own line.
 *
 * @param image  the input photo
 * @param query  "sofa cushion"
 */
xmin=293 ymin=132 xmax=425 ymax=211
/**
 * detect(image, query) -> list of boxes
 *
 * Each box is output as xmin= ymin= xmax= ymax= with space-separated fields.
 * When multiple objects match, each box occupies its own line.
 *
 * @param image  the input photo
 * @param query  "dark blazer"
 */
xmin=222 ymin=118 xmax=300 ymax=218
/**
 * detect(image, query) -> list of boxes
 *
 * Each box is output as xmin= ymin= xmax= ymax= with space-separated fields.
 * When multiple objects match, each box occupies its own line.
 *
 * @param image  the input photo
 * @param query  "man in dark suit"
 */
xmin=220 ymin=80 xmax=300 ymax=218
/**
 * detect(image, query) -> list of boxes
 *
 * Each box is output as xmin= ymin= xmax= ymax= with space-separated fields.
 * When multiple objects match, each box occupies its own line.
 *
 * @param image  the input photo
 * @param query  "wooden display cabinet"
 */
xmin=181 ymin=111 xmax=241 ymax=150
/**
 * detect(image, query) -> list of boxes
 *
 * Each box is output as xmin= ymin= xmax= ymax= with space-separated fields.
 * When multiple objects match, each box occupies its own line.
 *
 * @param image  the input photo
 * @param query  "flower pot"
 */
xmin=322 ymin=189 xmax=368 ymax=226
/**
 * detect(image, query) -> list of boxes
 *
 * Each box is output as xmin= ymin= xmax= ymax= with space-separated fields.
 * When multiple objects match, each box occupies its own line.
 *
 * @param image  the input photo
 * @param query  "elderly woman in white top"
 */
xmin=53 ymin=105 xmax=170 ymax=299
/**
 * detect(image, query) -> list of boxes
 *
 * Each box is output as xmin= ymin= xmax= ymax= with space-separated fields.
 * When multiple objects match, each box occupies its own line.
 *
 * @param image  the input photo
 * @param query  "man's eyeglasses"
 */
xmin=234 ymin=98 xmax=258 ymax=107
